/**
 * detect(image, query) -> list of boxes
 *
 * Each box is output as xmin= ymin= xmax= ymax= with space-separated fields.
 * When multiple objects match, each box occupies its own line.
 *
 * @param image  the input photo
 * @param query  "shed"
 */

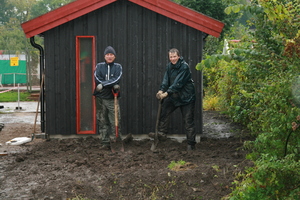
xmin=21 ymin=0 xmax=224 ymax=138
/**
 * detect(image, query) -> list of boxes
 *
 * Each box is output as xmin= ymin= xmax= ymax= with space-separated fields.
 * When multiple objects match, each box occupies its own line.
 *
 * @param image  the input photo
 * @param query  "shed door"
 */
xmin=76 ymin=36 xmax=96 ymax=134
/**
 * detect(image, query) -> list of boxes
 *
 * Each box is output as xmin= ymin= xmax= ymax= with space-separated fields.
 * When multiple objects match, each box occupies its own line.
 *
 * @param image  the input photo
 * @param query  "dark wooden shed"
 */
xmin=21 ymin=0 xmax=224 ymax=138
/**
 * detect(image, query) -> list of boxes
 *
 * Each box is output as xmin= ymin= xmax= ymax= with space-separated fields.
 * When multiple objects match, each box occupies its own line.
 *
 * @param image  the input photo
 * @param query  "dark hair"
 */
xmin=168 ymin=48 xmax=180 ymax=57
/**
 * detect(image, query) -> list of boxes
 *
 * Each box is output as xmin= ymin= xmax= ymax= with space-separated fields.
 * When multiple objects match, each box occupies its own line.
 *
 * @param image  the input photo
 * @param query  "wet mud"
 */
xmin=0 ymin=110 xmax=253 ymax=199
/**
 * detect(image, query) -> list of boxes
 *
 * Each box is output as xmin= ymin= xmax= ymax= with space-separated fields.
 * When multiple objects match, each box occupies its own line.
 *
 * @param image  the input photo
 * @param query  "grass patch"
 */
xmin=0 ymin=91 xmax=33 ymax=102
xmin=168 ymin=160 xmax=186 ymax=170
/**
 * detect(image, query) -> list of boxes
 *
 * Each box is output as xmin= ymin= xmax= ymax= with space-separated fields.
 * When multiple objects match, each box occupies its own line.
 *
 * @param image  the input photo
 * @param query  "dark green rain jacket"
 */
xmin=160 ymin=57 xmax=196 ymax=106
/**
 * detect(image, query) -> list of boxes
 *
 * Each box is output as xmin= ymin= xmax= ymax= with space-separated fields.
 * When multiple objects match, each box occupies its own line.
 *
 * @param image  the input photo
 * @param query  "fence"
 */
xmin=0 ymin=56 xmax=27 ymax=86
xmin=0 ymin=73 xmax=27 ymax=86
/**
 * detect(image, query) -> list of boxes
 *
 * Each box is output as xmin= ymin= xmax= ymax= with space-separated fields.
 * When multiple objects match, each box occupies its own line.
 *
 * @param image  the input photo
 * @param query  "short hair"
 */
xmin=168 ymin=48 xmax=180 ymax=57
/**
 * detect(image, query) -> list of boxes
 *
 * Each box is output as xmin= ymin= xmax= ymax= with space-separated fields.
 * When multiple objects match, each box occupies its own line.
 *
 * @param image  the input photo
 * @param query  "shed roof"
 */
xmin=21 ymin=0 xmax=224 ymax=38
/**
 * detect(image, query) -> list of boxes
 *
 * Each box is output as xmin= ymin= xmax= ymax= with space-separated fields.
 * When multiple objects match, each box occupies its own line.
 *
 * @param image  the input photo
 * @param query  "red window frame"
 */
xmin=75 ymin=36 xmax=96 ymax=134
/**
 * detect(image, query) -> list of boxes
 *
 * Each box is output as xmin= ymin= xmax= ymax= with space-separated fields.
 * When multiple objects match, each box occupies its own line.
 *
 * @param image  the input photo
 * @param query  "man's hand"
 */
xmin=113 ymin=84 xmax=120 ymax=91
xmin=156 ymin=90 xmax=163 ymax=99
xmin=160 ymin=92 xmax=168 ymax=99
xmin=96 ymin=84 xmax=103 ymax=92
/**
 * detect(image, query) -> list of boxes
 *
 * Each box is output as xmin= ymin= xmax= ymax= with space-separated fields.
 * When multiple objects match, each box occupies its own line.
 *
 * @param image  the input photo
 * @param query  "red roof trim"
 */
xmin=21 ymin=0 xmax=224 ymax=38
xmin=21 ymin=0 xmax=117 ymax=38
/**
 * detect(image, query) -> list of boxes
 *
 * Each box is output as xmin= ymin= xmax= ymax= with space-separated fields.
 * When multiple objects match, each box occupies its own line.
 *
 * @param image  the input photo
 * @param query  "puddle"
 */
xmin=203 ymin=122 xmax=237 ymax=139
xmin=0 ymin=112 xmax=38 ymax=124
xmin=0 ymin=150 xmax=25 ymax=156
xmin=0 ymin=102 xmax=38 ymax=113
xmin=0 ymin=144 xmax=29 ymax=156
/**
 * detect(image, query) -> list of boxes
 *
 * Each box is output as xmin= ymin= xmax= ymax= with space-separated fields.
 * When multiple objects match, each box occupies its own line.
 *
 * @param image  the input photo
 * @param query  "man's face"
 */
xmin=105 ymin=53 xmax=116 ymax=64
xmin=169 ymin=52 xmax=180 ymax=65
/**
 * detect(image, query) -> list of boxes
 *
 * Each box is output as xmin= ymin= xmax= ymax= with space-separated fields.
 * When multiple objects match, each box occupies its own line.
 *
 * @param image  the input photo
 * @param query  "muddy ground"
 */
xmin=0 ymin=110 xmax=253 ymax=200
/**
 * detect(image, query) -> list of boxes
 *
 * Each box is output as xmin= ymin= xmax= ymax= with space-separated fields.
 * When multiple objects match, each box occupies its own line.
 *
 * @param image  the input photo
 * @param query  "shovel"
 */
xmin=150 ymin=99 xmax=162 ymax=151
xmin=110 ymin=88 xmax=124 ymax=153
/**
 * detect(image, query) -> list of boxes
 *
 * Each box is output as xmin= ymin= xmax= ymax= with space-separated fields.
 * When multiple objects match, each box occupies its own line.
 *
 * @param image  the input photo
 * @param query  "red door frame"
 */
xmin=75 ymin=36 xmax=96 ymax=134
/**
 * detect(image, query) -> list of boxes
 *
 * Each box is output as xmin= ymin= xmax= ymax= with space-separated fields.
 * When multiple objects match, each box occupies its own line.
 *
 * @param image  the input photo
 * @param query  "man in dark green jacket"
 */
xmin=151 ymin=48 xmax=196 ymax=150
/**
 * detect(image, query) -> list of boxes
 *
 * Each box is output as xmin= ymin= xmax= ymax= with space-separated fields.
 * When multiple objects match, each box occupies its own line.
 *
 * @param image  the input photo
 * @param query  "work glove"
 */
xmin=156 ymin=90 xmax=163 ymax=99
xmin=160 ymin=92 xmax=168 ymax=99
xmin=113 ymin=84 xmax=120 ymax=91
xmin=96 ymin=84 xmax=103 ymax=92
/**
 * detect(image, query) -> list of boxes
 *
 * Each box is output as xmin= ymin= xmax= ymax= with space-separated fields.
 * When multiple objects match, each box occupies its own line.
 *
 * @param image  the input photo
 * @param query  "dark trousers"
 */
xmin=158 ymin=97 xmax=196 ymax=145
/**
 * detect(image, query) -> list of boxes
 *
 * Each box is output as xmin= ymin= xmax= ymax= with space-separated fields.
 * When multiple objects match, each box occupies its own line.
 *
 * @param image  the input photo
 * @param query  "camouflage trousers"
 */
xmin=96 ymin=97 xmax=122 ymax=145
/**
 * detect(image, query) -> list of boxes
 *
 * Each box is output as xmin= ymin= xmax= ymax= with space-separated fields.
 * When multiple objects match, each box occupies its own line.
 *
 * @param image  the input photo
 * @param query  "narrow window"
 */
xmin=76 ymin=36 xmax=96 ymax=134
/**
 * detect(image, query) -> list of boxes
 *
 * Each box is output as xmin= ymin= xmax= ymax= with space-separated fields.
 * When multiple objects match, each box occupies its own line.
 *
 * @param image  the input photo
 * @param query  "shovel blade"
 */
xmin=110 ymin=137 xmax=124 ymax=153
xmin=150 ymin=133 xmax=159 ymax=151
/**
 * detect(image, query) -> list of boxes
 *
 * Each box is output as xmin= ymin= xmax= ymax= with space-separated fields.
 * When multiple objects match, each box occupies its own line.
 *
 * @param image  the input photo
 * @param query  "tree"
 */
xmin=6 ymin=0 xmax=37 ymax=23
xmin=173 ymin=0 xmax=241 ymax=55
xmin=30 ymin=0 xmax=75 ymax=20
xmin=0 ymin=0 xmax=75 ymax=90
xmin=174 ymin=0 xmax=237 ymax=36
xmin=0 ymin=0 xmax=15 ymax=25
xmin=0 ymin=18 xmax=26 ymax=51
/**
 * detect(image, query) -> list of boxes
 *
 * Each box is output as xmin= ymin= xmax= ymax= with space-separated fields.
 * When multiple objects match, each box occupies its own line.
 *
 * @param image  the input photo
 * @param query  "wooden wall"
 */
xmin=44 ymin=0 xmax=204 ymax=137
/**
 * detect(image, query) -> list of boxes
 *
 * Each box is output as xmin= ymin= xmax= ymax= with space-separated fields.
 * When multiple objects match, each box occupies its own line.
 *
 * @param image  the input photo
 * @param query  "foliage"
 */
xmin=5 ymin=0 xmax=37 ymax=23
xmin=30 ymin=0 xmax=75 ymax=20
xmin=167 ymin=160 xmax=186 ymax=170
xmin=198 ymin=0 xmax=300 ymax=199
xmin=173 ymin=0 xmax=243 ymax=55
xmin=0 ymin=18 xmax=27 ymax=51
xmin=0 ymin=91 xmax=33 ymax=102
xmin=0 ymin=0 xmax=15 ymax=24
xmin=203 ymin=95 xmax=221 ymax=111
xmin=174 ymin=0 xmax=238 ymax=37
xmin=229 ymin=155 xmax=300 ymax=200
xmin=0 ymin=0 xmax=75 ymax=24
xmin=0 ymin=0 xmax=74 ymax=91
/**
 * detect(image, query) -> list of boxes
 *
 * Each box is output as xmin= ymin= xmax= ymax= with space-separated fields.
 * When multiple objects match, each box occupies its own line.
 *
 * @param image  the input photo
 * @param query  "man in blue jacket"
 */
xmin=93 ymin=46 xmax=122 ymax=150
xmin=151 ymin=48 xmax=196 ymax=151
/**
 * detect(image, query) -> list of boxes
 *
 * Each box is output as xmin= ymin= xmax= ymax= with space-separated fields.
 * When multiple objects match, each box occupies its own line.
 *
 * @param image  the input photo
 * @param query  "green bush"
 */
xmin=228 ymin=155 xmax=300 ymax=200
xmin=199 ymin=1 xmax=300 ymax=199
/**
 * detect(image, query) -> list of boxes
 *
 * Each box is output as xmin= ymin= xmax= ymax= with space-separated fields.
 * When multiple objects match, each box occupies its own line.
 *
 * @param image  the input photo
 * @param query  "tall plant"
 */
xmin=198 ymin=0 xmax=300 ymax=199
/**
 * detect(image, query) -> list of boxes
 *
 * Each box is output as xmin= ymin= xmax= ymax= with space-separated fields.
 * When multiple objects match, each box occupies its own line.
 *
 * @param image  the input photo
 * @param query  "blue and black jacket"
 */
xmin=93 ymin=62 xmax=122 ymax=99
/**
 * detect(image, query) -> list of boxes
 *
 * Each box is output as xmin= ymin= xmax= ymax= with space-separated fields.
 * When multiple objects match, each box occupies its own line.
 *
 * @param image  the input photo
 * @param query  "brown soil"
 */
xmin=0 ymin=111 xmax=253 ymax=200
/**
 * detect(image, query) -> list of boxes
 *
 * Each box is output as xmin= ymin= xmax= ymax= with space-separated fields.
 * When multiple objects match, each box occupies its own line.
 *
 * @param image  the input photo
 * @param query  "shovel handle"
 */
xmin=112 ymin=88 xmax=120 ymax=138
xmin=155 ymin=99 xmax=162 ymax=132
